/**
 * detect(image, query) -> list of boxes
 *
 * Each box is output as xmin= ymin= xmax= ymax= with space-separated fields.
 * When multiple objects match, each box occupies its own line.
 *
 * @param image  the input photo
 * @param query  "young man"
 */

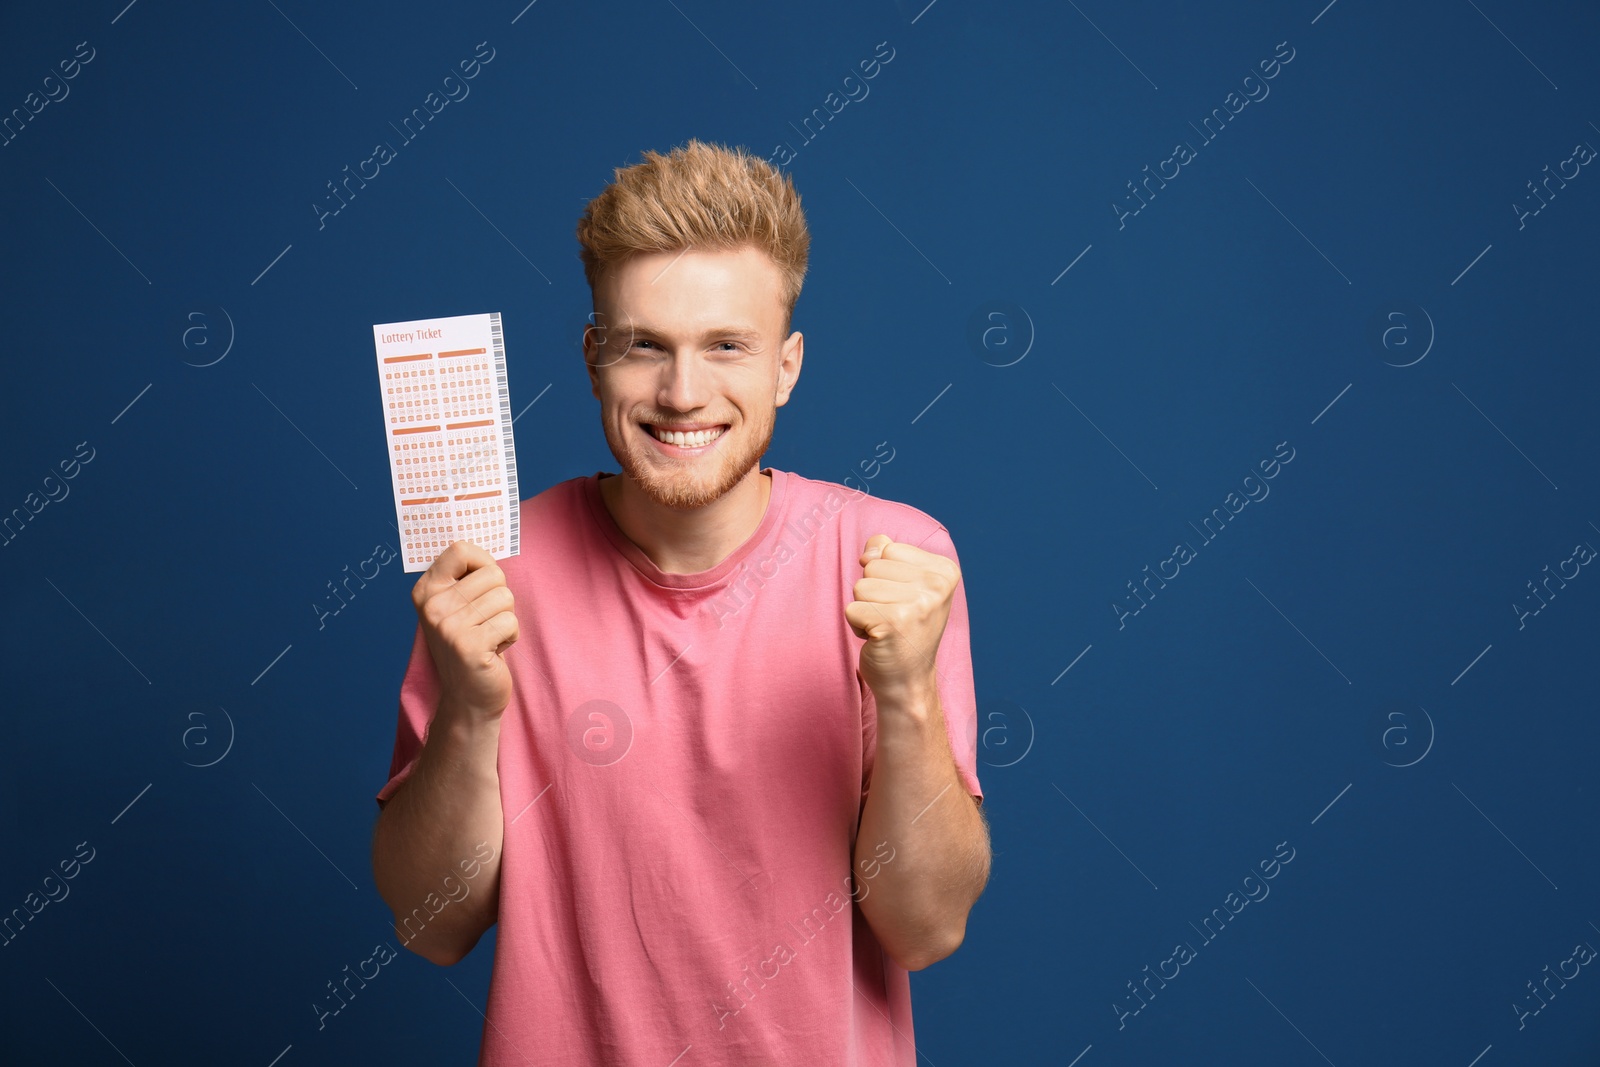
xmin=371 ymin=139 xmax=989 ymax=1065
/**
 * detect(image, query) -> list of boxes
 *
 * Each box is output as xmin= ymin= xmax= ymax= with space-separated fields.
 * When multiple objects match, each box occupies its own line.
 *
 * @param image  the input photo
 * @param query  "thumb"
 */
xmin=860 ymin=534 xmax=893 ymax=563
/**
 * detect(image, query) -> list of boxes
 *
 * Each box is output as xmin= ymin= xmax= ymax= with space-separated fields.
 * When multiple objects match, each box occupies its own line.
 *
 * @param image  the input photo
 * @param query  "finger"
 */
xmin=445 ymin=559 xmax=509 ymax=608
xmin=437 ymin=589 xmax=516 ymax=656
xmin=433 ymin=540 xmax=493 ymax=581
xmin=417 ymin=548 xmax=507 ymax=618
xmin=465 ymin=585 xmax=516 ymax=629
xmin=435 ymin=585 xmax=514 ymax=643
xmin=868 ymin=539 xmax=954 ymax=573
xmin=859 ymin=534 xmax=894 ymax=562
xmin=484 ymin=608 xmax=520 ymax=655
xmin=860 ymin=558 xmax=923 ymax=584
xmin=844 ymin=601 xmax=885 ymax=640
xmin=414 ymin=541 xmax=484 ymax=607
xmin=852 ymin=576 xmax=921 ymax=604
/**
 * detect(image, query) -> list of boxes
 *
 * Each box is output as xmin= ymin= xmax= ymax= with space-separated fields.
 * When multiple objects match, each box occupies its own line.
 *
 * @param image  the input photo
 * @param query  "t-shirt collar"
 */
xmin=582 ymin=467 xmax=791 ymax=592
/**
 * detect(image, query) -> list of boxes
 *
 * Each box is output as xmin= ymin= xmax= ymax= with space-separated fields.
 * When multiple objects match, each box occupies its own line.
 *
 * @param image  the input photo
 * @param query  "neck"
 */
xmin=600 ymin=468 xmax=771 ymax=574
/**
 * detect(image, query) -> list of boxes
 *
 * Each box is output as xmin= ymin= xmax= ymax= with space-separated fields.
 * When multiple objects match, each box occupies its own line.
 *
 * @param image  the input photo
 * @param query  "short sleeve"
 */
xmin=921 ymin=525 xmax=983 ymax=803
xmin=375 ymin=620 xmax=442 ymax=808
xmin=860 ymin=523 xmax=983 ymax=805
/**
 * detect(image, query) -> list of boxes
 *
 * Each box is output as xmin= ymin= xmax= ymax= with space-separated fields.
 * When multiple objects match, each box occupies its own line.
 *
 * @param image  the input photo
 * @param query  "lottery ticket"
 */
xmin=373 ymin=311 xmax=520 ymax=572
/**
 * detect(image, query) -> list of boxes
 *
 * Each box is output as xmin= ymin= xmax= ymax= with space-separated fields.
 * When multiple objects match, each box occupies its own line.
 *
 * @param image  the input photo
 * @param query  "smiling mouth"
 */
xmin=641 ymin=423 xmax=729 ymax=448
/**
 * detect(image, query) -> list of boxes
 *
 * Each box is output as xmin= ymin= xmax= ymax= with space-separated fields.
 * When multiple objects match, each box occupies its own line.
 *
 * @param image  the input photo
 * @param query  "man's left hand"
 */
xmin=846 ymin=534 xmax=960 ymax=703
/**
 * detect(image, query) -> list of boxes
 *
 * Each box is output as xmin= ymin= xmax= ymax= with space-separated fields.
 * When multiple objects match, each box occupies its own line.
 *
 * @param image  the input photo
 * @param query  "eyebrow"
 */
xmin=612 ymin=320 xmax=765 ymax=343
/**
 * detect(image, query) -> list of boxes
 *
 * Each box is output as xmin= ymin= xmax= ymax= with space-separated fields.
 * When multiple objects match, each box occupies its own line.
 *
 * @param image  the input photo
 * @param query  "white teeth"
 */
xmin=651 ymin=425 xmax=725 ymax=447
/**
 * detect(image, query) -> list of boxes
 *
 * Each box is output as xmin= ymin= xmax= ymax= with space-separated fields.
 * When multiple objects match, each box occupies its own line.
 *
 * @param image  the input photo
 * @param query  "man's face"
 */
xmin=584 ymin=244 xmax=802 ymax=511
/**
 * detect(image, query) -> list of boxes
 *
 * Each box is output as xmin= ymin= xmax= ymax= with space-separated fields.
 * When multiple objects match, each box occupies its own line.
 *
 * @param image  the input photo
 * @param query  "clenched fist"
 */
xmin=411 ymin=541 xmax=520 ymax=722
xmin=845 ymin=533 xmax=959 ymax=704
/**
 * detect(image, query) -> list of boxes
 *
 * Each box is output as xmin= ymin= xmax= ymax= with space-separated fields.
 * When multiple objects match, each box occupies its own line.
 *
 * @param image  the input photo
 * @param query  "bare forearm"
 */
xmin=855 ymin=683 xmax=990 ymax=970
xmin=372 ymin=700 xmax=504 ymax=965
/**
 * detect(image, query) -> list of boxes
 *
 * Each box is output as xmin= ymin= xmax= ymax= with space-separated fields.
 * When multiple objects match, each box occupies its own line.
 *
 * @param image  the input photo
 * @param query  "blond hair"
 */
xmin=575 ymin=139 xmax=810 ymax=332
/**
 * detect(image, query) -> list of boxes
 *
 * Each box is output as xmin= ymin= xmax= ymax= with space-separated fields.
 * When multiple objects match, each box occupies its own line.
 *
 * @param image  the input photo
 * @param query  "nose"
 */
xmin=657 ymin=350 xmax=712 ymax=413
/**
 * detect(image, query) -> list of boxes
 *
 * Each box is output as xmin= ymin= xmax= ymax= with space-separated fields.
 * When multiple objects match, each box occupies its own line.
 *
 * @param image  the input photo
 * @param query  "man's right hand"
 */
xmin=411 ymin=540 xmax=519 ymax=722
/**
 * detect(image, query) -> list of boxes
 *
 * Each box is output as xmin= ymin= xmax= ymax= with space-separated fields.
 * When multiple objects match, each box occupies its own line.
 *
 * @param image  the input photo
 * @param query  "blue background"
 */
xmin=3 ymin=0 xmax=1598 ymax=1063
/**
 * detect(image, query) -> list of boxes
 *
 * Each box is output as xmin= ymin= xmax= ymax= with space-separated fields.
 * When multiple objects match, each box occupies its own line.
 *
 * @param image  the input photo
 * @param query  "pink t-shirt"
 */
xmin=377 ymin=466 xmax=982 ymax=1066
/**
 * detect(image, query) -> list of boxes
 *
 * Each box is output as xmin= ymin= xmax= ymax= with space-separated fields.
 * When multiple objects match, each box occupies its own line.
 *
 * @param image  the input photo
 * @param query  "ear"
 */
xmin=582 ymin=322 xmax=601 ymax=398
xmin=775 ymin=330 xmax=803 ymax=407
